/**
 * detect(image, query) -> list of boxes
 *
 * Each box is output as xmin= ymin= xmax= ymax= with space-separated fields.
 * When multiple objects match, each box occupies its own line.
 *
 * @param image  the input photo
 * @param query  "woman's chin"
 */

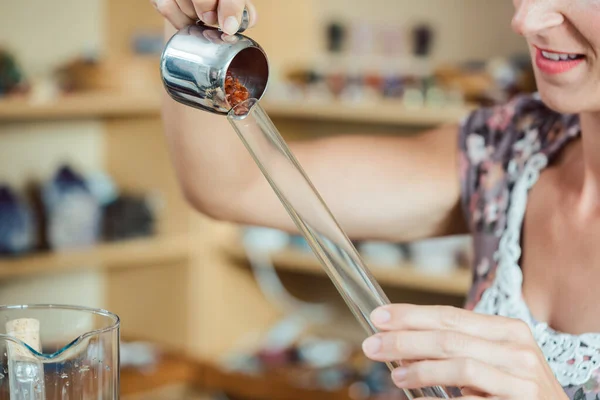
xmin=536 ymin=86 xmax=597 ymax=115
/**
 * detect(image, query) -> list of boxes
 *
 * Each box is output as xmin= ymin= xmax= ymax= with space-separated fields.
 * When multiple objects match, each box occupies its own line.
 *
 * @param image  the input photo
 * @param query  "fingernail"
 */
xmin=222 ymin=34 xmax=238 ymax=43
xmin=392 ymin=367 xmax=408 ymax=382
xmin=371 ymin=308 xmax=391 ymax=324
xmin=223 ymin=16 xmax=240 ymax=35
xmin=201 ymin=11 xmax=217 ymax=25
xmin=362 ymin=336 xmax=381 ymax=355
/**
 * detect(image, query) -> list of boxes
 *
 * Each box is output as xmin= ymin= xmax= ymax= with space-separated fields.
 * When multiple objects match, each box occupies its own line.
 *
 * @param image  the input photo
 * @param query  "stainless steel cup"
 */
xmin=160 ymin=23 xmax=269 ymax=115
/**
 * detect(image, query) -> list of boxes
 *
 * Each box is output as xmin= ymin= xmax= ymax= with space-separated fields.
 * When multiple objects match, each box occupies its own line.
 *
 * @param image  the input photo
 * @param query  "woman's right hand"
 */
xmin=151 ymin=0 xmax=257 ymax=34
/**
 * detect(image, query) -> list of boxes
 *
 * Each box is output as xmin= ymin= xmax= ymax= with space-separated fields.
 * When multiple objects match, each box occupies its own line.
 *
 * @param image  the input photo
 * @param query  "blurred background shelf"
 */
xmin=226 ymin=244 xmax=470 ymax=296
xmin=0 ymin=234 xmax=190 ymax=280
xmin=202 ymin=362 xmax=352 ymax=400
xmin=0 ymin=92 xmax=471 ymax=127
xmin=121 ymin=353 xmax=200 ymax=397
xmin=122 ymin=353 xmax=355 ymax=400
xmin=0 ymin=0 xmax=530 ymax=397
xmin=0 ymin=91 xmax=161 ymax=122
xmin=262 ymin=100 xmax=473 ymax=127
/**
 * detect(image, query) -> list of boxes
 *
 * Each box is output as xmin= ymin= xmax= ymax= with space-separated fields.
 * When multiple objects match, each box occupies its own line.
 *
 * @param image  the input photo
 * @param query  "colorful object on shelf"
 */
xmin=317 ymin=365 xmax=355 ymax=391
xmin=409 ymin=235 xmax=471 ymax=273
xmin=0 ymin=49 xmax=27 ymax=97
xmin=103 ymin=195 xmax=156 ymax=241
xmin=56 ymin=56 xmax=161 ymax=94
xmin=131 ymin=31 xmax=164 ymax=55
xmin=257 ymin=346 xmax=299 ymax=368
xmin=222 ymin=332 xmax=407 ymax=397
xmin=86 ymin=171 xmax=120 ymax=207
xmin=0 ymin=185 xmax=36 ymax=256
xmin=42 ymin=165 xmax=101 ymax=250
xmin=243 ymin=226 xmax=289 ymax=253
xmin=357 ymin=241 xmax=407 ymax=268
xmin=412 ymin=23 xmax=435 ymax=57
xmin=288 ymin=234 xmax=312 ymax=253
xmin=326 ymin=22 xmax=347 ymax=53
xmin=297 ymin=336 xmax=352 ymax=369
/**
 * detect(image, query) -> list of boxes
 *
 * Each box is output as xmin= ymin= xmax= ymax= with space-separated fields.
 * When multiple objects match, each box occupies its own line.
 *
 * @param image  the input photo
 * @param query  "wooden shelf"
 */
xmin=121 ymin=353 xmax=201 ymax=396
xmin=121 ymin=353 xmax=354 ymax=400
xmin=0 ymin=91 xmax=472 ymax=127
xmin=228 ymin=245 xmax=470 ymax=296
xmin=202 ymin=362 xmax=352 ymax=400
xmin=262 ymin=99 xmax=473 ymax=127
xmin=0 ymin=91 xmax=161 ymax=122
xmin=0 ymin=235 xmax=191 ymax=280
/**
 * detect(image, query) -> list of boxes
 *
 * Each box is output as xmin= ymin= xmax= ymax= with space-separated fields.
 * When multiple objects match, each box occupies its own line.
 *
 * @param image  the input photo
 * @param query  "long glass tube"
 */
xmin=228 ymin=99 xmax=458 ymax=399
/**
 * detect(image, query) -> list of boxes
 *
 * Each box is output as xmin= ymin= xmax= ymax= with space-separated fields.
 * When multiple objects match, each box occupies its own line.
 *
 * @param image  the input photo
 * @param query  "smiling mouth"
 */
xmin=534 ymin=47 xmax=586 ymax=75
xmin=539 ymin=50 xmax=585 ymax=61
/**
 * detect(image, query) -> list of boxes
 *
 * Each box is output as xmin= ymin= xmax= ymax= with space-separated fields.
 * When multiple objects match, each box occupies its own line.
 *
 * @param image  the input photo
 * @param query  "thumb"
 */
xmin=218 ymin=0 xmax=246 ymax=35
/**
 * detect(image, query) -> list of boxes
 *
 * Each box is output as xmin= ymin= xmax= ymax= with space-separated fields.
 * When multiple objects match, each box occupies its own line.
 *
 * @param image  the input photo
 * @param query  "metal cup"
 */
xmin=160 ymin=23 xmax=269 ymax=115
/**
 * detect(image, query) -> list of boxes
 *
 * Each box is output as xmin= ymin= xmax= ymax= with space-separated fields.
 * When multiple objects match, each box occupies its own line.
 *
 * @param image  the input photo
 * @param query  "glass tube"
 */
xmin=228 ymin=99 xmax=458 ymax=399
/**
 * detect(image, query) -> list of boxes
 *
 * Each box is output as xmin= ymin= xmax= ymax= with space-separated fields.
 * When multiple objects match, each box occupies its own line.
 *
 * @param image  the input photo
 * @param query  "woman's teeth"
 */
xmin=541 ymin=50 xmax=581 ymax=61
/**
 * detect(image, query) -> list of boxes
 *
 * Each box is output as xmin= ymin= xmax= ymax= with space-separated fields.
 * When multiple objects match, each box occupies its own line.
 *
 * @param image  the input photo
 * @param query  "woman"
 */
xmin=152 ymin=0 xmax=600 ymax=398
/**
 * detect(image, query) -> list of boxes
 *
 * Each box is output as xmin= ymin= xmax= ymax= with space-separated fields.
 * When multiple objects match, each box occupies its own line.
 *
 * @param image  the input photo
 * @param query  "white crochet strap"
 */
xmin=474 ymin=152 xmax=600 ymax=387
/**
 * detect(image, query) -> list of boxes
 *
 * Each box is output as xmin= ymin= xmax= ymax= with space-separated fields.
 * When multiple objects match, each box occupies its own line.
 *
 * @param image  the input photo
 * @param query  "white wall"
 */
xmin=0 ymin=121 xmax=104 ymax=189
xmin=0 ymin=0 xmax=105 ymax=78
xmin=317 ymin=0 xmax=527 ymax=63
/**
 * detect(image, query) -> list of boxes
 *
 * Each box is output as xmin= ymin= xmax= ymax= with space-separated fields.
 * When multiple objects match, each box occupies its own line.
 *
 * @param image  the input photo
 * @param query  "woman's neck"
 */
xmin=576 ymin=112 xmax=600 ymax=214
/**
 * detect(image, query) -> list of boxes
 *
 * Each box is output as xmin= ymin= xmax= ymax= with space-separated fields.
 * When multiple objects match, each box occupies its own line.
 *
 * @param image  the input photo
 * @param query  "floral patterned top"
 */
xmin=458 ymin=93 xmax=600 ymax=399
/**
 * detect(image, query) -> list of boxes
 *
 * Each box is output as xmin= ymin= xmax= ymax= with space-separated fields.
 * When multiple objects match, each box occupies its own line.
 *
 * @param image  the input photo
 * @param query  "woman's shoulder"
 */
xmin=457 ymin=93 xmax=579 ymax=235
xmin=459 ymin=92 xmax=579 ymax=165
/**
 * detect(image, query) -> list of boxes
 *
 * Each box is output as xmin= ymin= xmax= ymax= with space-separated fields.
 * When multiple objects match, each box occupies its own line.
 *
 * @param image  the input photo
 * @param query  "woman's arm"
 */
xmin=159 ymin=6 xmax=467 ymax=242
xmin=163 ymin=80 xmax=466 ymax=242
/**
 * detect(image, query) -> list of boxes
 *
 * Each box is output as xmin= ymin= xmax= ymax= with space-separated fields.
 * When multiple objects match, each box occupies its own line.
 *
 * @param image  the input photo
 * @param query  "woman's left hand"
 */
xmin=361 ymin=304 xmax=567 ymax=399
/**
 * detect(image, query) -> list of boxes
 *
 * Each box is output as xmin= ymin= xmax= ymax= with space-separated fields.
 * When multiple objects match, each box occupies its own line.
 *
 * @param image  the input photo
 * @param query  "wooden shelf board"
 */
xmin=262 ymin=99 xmax=473 ymax=127
xmin=228 ymin=244 xmax=470 ymax=296
xmin=0 ymin=235 xmax=191 ymax=280
xmin=0 ymin=91 xmax=161 ymax=121
xmin=121 ymin=353 xmax=353 ymax=400
xmin=0 ymin=91 xmax=472 ymax=127
xmin=121 ymin=354 xmax=200 ymax=396
xmin=202 ymin=362 xmax=351 ymax=400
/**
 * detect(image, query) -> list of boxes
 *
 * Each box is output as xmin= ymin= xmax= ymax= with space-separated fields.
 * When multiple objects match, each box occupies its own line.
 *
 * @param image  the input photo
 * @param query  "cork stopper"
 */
xmin=6 ymin=318 xmax=41 ymax=359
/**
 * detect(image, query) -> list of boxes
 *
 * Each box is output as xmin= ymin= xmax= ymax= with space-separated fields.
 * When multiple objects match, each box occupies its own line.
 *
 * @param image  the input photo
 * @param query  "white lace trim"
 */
xmin=473 ymin=152 xmax=600 ymax=387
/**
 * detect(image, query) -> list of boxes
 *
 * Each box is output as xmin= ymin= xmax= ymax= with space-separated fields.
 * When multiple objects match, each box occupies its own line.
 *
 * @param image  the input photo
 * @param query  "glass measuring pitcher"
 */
xmin=0 ymin=305 xmax=119 ymax=400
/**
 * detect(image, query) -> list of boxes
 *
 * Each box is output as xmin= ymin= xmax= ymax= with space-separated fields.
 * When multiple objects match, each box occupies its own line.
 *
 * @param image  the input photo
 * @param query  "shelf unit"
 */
xmin=121 ymin=353 xmax=355 ymax=400
xmin=262 ymin=99 xmax=473 ymax=127
xmin=202 ymin=362 xmax=353 ymax=400
xmin=121 ymin=353 xmax=201 ymax=397
xmin=0 ymin=235 xmax=191 ymax=280
xmin=0 ymin=92 xmax=472 ymax=127
xmin=1 ymin=2 xmax=478 ymax=399
xmin=226 ymin=244 xmax=470 ymax=297
xmin=0 ymin=91 xmax=161 ymax=122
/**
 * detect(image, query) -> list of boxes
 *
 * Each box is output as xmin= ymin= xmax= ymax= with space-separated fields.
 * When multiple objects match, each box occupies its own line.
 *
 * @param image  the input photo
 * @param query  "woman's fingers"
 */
xmin=391 ymin=359 xmax=528 ymax=398
xmin=153 ymin=0 xmax=195 ymax=29
xmin=370 ymin=304 xmax=534 ymax=344
xmin=362 ymin=330 xmax=542 ymax=380
xmin=154 ymin=0 xmax=256 ymax=34
xmin=190 ymin=0 xmax=217 ymax=24
xmin=174 ymin=0 xmax=198 ymax=19
xmin=217 ymin=0 xmax=247 ymax=34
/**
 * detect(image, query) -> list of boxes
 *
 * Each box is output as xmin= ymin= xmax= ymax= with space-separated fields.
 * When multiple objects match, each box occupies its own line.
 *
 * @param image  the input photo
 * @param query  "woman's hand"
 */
xmin=362 ymin=304 xmax=567 ymax=399
xmin=151 ymin=0 xmax=257 ymax=34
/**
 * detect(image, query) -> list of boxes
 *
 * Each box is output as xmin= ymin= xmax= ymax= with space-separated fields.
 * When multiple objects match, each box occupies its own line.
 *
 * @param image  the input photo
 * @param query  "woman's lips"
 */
xmin=535 ymin=48 xmax=585 ymax=75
